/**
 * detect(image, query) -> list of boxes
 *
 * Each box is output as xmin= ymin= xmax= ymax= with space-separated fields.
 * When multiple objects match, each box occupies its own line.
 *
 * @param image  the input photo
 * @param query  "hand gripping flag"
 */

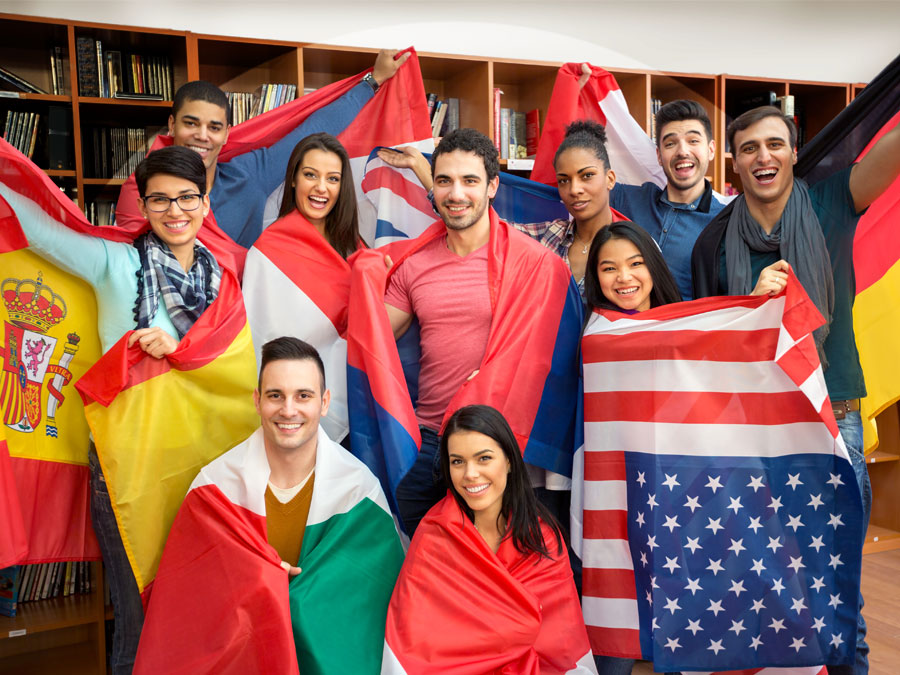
xmin=530 ymin=62 xmax=665 ymax=189
xmin=75 ymin=258 xmax=258 ymax=593
xmin=575 ymin=274 xmax=864 ymax=672
xmin=135 ymin=426 xmax=403 ymax=675
xmin=347 ymin=209 xmax=584 ymax=517
xmin=795 ymin=54 xmax=900 ymax=453
xmin=382 ymin=494 xmax=596 ymax=674
xmin=1 ymin=138 xmax=102 ymax=564
xmin=243 ymin=49 xmax=434 ymax=442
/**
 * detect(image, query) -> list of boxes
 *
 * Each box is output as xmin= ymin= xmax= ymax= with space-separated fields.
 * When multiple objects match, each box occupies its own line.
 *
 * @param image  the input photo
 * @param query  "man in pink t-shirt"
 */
xmin=384 ymin=129 xmax=502 ymax=533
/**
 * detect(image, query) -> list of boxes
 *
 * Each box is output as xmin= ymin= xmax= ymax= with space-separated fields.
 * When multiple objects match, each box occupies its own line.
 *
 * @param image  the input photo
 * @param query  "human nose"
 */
xmin=448 ymin=180 xmax=466 ymax=200
xmin=617 ymin=265 xmax=633 ymax=282
xmin=165 ymin=198 xmax=185 ymax=215
xmin=195 ymin=124 xmax=210 ymax=141
xmin=756 ymin=145 xmax=772 ymax=163
xmin=463 ymin=461 xmax=479 ymax=481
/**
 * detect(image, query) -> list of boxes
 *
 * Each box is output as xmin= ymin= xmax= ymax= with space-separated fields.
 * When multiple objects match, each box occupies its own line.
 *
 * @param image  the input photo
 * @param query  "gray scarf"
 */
xmin=724 ymin=178 xmax=833 ymax=366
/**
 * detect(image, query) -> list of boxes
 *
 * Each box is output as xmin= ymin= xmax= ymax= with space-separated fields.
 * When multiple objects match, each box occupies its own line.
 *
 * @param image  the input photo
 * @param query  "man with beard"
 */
xmin=610 ymin=99 xmax=729 ymax=300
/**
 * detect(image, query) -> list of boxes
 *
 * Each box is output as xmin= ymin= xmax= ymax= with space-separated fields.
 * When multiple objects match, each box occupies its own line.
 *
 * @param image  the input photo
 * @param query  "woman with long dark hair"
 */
xmin=382 ymin=405 xmax=596 ymax=674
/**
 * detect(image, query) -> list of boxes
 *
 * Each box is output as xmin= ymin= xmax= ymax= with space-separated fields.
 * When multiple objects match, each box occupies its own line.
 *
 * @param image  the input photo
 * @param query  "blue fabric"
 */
xmin=829 ymin=411 xmax=870 ymax=675
xmin=494 ymin=169 xmax=570 ymax=224
xmin=89 ymin=445 xmax=144 ymax=675
xmin=610 ymin=181 xmax=729 ymax=301
xmin=211 ymin=81 xmax=374 ymax=248
xmin=395 ymin=427 xmax=443 ymax=536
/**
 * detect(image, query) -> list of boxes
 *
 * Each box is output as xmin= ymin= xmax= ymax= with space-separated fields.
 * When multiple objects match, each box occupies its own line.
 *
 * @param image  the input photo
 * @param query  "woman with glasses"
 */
xmin=8 ymin=144 xmax=220 ymax=674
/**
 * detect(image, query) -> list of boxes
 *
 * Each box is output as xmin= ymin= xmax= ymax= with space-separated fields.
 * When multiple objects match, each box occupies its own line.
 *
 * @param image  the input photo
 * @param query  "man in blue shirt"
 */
xmin=610 ymin=100 xmax=729 ymax=300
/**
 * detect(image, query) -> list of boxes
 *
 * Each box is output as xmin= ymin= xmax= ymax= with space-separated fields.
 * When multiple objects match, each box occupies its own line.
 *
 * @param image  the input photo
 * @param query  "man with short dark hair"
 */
xmin=382 ymin=128 xmax=579 ymax=535
xmin=136 ymin=336 xmax=403 ymax=674
xmin=116 ymin=50 xmax=410 ymax=248
xmin=610 ymin=99 xmax=730 ymax=300
xmin=692 ymin=105 xmax=900 ymax=675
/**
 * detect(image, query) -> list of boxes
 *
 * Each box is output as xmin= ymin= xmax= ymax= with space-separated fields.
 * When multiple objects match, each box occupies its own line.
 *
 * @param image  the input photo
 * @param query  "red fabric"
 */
xmin=385 ymin=494 xmax=590 ymax=674
xmin=134 ymin=484 xmax=295 ymax=675
xmin=8 ymin=456 xmax=99 ymax=563
xmin=0 ymin=438 xmax=28 ymax=567
xmin=251 ymin=210 xmax=352 ymax=334
xmin=373 ymin=209 xmax=573 ymax=443
xmin=530 ymin=63 xmax=620 ymax=186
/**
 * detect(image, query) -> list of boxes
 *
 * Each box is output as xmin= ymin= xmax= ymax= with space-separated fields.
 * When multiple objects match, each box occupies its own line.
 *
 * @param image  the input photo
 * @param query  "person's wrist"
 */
xmin=363 ymin=72 xmax=380 ymax=91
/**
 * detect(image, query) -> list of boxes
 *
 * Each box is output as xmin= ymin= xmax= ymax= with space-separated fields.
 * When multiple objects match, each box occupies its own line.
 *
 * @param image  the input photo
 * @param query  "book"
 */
xmin=425 ymin=92 xmax=437 ymax=119
xmin=431 ymin=100 xmax=447 ymax=137
xmin=0 ymin=65 xmax=47 ymax=94
xmin=493 ymin=88 xmax=503 ymax=153
xmin=499 ymin=107 xmax=511 ymax=160
xmin=776 ymin=94 xmax=795 ymax=117
xmin=0 ymin=566 xmax=21 ymax=617
xmin=95 ymin=40 xmax=105 ymax=98
xmin=54 ymin=45 xmax=67 ymax=96
xmin=513 ymin=111 xmax=527 ymax=159
xmin=525 ymin=109 xmax=540 ymax=157
xmin=445 ymin=97 xmax=460 ymax=134
xmin=76 ymin=36 xmax=99 ymax=96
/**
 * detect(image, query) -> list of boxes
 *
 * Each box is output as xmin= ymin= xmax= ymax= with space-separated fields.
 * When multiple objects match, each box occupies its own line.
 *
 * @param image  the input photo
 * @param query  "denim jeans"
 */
xmin=827 ymin=411 xmax=870 ymax=675
xmin=395 ymin=427 xmax=445 ymax=536
xmin=89 ymin=445 xmax=144 ymax=675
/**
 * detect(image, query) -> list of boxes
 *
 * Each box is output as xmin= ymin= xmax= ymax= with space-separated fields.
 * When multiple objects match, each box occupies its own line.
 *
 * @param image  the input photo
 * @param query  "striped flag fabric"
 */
xmin=531 ymin=62 xmax=665 ymax=189
xmin=1 ymin=138 xmax=103 ymax=565
xmin=382 ymin=494 xmax=597 ymax=674
xmin=76 ymin=261 xmax=258 ymax=593
xmin=795 ymin=54 xmax=900 ymax=453
xmin=135 ymin=426 xmax=403 ymax=674
xmin=347 ymin=211 xmax=584 ymax=519
xmin=0 ymin=427 xmax=28 ymax=568
xmin=243 ymin=49 xmax=434 ymax=443
xmin=575 ymin=275 xmax=863 ymax=672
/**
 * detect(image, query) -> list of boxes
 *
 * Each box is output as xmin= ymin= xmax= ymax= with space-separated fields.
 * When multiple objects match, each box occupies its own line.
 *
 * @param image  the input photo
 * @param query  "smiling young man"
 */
xmin=382 ymin=128 xmax=578 ymax=535
xmin=115 ymin=50 xmax=409 ymax=248
xmin=610 ymin=100 xmax=730 ymax=300
xmin=692 ymin=105 xmax=900 ymax=675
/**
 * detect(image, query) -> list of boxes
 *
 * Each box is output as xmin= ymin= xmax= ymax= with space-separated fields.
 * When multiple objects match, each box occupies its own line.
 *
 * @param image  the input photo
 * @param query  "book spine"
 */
xmin=500 ymin=108 xmax=510 ymax=160
xmin=493 ymin=88 xmax=502 ymax=152
xmin=76 ymin=37 xmax=99 ymax=96
xmin=525 ymin=109 xmax=540 ymax=157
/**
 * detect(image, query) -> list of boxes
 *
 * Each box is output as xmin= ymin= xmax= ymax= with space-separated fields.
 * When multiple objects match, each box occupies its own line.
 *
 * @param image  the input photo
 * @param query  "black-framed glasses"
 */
xmin=142 ymin=193 xmax=204 ymax=213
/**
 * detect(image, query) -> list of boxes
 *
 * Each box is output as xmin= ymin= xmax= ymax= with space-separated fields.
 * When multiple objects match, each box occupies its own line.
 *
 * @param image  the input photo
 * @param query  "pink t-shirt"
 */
xmin=385 ymin=235 xmax=492 ymax=431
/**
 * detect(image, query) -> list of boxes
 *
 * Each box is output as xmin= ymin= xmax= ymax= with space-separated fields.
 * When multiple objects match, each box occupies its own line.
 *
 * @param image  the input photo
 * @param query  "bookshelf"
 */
xmin=865 ymin=403 xmax=900 ymax=555
xmin=0 ymin=562 xmax=107 ymax=675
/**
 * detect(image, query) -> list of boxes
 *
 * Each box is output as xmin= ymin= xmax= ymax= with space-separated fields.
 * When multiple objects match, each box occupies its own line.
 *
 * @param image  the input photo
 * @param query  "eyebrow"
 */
xmin=558 ymin=164 xmax=600 ymax=176
xmin=180 ymin=114 xmax=225 ymax=126
xmin=448 ymin=449 xmax=494 ymax=459
xmin=147 ymin=188 xmax=199 ymax=196
xmin=300 ymin=165 xmax=341 ymax=174
xmin=264 ymin=387 xmax=316 ymax=395
xmin=435 ymin=173 xmax=482 ymax=181
xmin=661 ymin=129 xmax=703 ymax=142
xmin=600 ymin=254 xmax=643 ymax=264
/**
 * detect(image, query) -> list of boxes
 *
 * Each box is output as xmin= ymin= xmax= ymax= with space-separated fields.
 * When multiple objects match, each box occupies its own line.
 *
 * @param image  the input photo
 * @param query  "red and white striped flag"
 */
xmin=574 ymin=275 xmax=861 ymax=673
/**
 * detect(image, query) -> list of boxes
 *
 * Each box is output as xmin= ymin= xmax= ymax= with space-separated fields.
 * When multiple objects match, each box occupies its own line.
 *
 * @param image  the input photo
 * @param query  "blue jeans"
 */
xmin=827 ymin=411 xmax=870 ymax=675
xmin=89 ymin=445 xmax=144 ymax=675
xmin=395 ymin=427 xmax=445 ymax=536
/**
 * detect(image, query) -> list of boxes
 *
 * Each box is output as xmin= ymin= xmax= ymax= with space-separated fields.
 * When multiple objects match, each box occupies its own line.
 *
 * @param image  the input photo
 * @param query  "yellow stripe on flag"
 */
xmin=854 ymin=258 xmax=900 ymax=453
xmin=84 ymin=322 xmax=258 ymax=591
xmin=1 ymin=250 xmax=101 ymax=465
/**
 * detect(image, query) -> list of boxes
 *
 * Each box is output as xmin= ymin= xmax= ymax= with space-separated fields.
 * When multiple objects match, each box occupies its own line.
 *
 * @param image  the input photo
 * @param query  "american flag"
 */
xmin=574 ymin=276 xmax=863 ymax=672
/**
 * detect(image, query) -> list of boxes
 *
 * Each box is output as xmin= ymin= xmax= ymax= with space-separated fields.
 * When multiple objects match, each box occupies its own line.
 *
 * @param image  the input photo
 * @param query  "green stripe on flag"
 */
xmin=289 ymin=496 xmax=403 ymax=674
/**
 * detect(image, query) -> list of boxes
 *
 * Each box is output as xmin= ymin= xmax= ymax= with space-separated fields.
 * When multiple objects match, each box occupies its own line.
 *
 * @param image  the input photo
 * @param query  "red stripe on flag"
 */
xmin=584 ymin=450 xmax=627 ymax=482
xmin=360 ymin=165 xmax=433 ymax=214
xmin=585 ymin=390 xmax=825 ymax=425
xmin=774 ymin=333 xmax=824 ymax=394
xmin=0 ymin=438 xmax=28 ymax=566
xmin=586 ymin=626 xmax=642 ymax=660
xmin=582 ymin=567 xmax=638 ymax=599
xmin=583 ymin=509 xmax=629 ymax=540
xmin=10 ymin=456 xmax=99 ymax=563
xmin=583 ymin=328 xmax=780 ymax=364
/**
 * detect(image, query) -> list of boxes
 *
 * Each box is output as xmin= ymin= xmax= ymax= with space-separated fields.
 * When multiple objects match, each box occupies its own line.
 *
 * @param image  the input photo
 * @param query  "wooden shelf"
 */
xmin=0 ymin=639 xmax=100 ymax=675
xmin=0 ymin=593 xmax=101 ymax=639
xmin=82 ymin=178 xmax=125 ymax=186
xmin=45 ymin=169 xmax=76 ymax=177
xmin=76 ymin=96 xmax=171 ymax=107
xmin=864 ymin=524 xmax=900 ymax=555
xmin=867 ymin=450 xmax=899 ymax=464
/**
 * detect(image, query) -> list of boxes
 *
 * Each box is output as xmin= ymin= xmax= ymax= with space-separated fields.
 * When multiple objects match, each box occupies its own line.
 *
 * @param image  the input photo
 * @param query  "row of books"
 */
xmin=87 ymin=126 xmax=160 ymax=179
xmin=86 ymin=198 xmax=117 ymax=227
xmin=727 ymin=91 xmax=805 ymax=150
xmin=76 ymin=37 xmax=173 ymax=100
xmin=649 ymin=97 xmax=663 ymax=144
xmin=492 ymin=88 xmax=540 ymax=161
xmin=2 ymin=110 xmax=41 ymax=159
xmin=0 ymin=562 xmax=93 ymax=618
xmin=49 ymin=46 xmax=70 ymax=96
xmin=425 ymin=93 xmax=460 ymax=138
xmin=225 ymin=83 xmax=298 ymax=125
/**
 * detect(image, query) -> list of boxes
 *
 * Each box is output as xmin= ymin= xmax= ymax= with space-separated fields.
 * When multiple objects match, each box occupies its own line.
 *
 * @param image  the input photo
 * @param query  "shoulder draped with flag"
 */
xmin=243 ymin=49 xmax=434 ymax=443
xmin=382 ymin=493 xmax=596 ymax=674
xmin=136 ymin=425 xmax=403 ymax=675
xmin=576 ymin=275 xmax=864 ymax=671
xmin=347 ymin=210 xmax=583 ymax=514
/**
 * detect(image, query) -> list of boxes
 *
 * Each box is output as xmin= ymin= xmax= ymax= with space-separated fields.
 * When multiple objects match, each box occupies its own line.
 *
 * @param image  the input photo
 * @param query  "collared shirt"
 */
xmin=611 ymin=179 xmax=730 ymax=301
xmin=511 ymin=209 xmax=627 ymax=300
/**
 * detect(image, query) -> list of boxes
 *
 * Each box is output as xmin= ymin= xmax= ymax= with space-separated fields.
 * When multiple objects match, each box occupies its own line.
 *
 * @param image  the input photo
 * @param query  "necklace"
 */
xmin=572 ymin=231 xmax=591 ymax=255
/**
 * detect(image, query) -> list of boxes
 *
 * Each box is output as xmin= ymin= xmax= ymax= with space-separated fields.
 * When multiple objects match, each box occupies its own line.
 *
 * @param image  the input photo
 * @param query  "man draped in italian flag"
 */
xmin=135 ymin=337 xmax=403 ymax=674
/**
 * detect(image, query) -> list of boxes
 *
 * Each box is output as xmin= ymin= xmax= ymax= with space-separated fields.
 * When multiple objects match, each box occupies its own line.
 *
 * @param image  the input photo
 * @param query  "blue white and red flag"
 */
xmin=575 ymin=275 xmax=863 ymax=672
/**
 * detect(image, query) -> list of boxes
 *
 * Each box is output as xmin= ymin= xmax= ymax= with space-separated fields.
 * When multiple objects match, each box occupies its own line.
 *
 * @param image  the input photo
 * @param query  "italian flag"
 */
xmin=135 ymin=425 xmax=404 ymax=674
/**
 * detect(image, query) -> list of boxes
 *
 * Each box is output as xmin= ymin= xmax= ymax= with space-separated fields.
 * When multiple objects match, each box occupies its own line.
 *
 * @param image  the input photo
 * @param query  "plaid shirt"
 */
xmin=511 ymin=209 xmax=627 ymax=300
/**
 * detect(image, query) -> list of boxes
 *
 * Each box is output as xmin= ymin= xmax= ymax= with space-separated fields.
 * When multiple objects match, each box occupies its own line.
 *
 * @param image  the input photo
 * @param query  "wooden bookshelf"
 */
xmin=0 ymin=562 xmax=106 ymax=675
xmin=865 ymin=403 xmax=900 ymax=555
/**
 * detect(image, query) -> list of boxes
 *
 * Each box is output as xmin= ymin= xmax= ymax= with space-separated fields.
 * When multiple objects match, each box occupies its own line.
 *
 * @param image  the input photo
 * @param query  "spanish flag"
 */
xmin=795 ymin=54 xmax=900 ymax=452
xmin=1 ymin=139 xmax=102 ymax=564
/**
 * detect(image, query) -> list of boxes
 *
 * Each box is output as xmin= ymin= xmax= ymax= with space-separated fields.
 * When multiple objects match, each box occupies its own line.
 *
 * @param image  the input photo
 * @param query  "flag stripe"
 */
xmin=584 ymin=360 xmax=799 ymax=394
xmin=583 ymin=328 xmax=780 ymax=363
xmin=582 ymin=568 xmax=638 ymax=599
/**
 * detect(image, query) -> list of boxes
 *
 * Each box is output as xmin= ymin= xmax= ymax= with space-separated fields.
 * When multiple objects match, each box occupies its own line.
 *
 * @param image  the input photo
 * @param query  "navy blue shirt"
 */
xmin=611 ymin=180 xmax=730 ymax=301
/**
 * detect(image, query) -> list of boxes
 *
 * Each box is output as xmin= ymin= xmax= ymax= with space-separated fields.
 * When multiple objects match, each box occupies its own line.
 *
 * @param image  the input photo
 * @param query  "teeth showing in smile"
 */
xmin=187 ymin=145 xmax=209 ymax=155
xmin=165 ymin=221 xmax=189 ymax=230
xmin=753 ymin=168 xmax=777 ymax=182
xmin=616 ymin=287 xmax=639 ymax=296
xmin=675 ymin=161 xmax=694 ymax=170
xmin=464 ymin=484 xmax=489 ymax=494
xmin=277 ymin=423 xmax=301 ymax=430
xmin=309 ymin=196 xmax=327 ymax=204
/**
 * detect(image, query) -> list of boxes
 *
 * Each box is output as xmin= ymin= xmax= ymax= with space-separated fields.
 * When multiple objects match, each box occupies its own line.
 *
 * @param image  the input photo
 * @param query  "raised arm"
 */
xmin=849 ymin=124 xmax=900 ymax=213
xmin=376 ymin=145 xmax=433 ymax=192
